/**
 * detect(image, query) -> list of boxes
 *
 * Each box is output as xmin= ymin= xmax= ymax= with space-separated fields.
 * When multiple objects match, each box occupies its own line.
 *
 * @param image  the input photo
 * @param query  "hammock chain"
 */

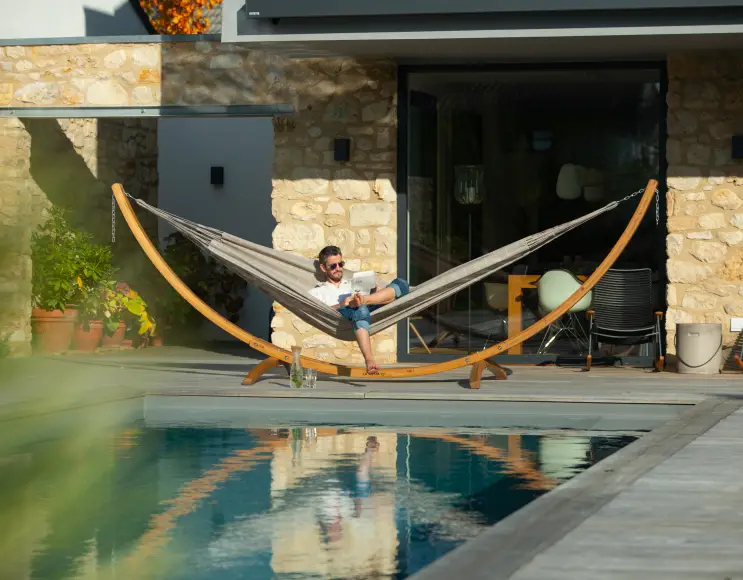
xmin=619 ymin=187 xmax=660 ymax=226
xmin=111 ymin=194 xmax=116 ymax=243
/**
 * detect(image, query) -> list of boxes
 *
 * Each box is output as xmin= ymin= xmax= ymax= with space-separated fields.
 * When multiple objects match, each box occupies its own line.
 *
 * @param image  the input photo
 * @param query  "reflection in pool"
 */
xmin=1 ymin=418 xmax=634 ymax=580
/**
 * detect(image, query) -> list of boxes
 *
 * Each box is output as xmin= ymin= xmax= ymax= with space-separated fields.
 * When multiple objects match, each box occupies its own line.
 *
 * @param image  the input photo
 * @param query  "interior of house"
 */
xmin=404 ymin=67 xmax=663 ymax=361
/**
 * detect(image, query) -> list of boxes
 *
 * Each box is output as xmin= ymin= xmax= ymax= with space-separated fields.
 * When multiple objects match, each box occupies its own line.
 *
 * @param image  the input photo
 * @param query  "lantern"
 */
xmin=453 ymin=165 xmax=484 ymax=205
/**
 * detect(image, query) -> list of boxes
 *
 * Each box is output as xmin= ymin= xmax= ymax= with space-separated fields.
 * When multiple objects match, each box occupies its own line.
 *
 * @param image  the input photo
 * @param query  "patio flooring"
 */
xmin=1 ymin=345 xmax=741 ymax=420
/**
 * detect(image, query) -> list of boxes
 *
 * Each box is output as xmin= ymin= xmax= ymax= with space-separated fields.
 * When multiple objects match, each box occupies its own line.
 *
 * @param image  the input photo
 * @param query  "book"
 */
xmin=351 ymin=271 xmax=377 ymax=295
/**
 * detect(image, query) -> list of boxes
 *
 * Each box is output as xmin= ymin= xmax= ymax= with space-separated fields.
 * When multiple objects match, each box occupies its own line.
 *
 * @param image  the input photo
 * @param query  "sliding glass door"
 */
xmin=401 ymin=65 xmax=664 ymax=363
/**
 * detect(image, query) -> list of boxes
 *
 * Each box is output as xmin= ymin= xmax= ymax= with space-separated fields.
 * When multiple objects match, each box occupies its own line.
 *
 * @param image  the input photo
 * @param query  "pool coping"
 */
xmin=407 ymin=396 xmax=743 ymax=580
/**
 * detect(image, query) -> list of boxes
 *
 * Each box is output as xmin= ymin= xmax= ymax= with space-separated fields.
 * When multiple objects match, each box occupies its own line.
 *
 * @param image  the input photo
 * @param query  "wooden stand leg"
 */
xmin=243 ymin=357 xmax=285 ymax=385
xmin=655 ymin=355 xmax=665 ymax=373
xmin=469 ymin=361 xmax=485 ymax=389
xmin=734 ymin=354 xmax=743 ymax=371
xmin=486 ymin=360 xmax=509 ymax=380
xmin=469 ymin=359 xmax=509 ymax=389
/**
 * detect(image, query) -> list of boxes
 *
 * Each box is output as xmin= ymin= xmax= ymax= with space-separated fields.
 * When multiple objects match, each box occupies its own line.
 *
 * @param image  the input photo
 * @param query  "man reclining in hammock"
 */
xmin=310 ymin=245 xmax=410 ymax=374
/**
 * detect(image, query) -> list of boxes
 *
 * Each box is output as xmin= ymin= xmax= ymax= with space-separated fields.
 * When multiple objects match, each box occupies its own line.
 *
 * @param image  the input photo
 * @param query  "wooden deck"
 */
xmin=411 ymin=398 xmax=743 ymax=580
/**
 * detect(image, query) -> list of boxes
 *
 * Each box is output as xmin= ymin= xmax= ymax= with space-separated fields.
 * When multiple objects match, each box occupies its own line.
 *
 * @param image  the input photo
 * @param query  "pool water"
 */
xmin=1 ymin=418 xmax=634 ymax=580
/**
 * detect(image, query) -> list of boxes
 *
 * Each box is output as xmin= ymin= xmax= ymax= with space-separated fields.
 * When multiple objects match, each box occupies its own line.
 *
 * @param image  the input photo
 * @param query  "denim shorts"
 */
xmin=338 ymin=277 xmax=410 ymax=332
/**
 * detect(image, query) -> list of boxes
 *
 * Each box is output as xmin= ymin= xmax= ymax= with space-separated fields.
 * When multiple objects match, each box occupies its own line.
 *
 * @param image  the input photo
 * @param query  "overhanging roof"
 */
xmin=0 ymin=105 xmax=293 ymax=119
xmin=222 ymin=0 xmax=743 ymax=60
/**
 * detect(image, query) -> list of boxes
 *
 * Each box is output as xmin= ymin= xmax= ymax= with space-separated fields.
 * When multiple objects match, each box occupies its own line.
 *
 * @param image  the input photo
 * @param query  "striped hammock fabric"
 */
xmin=130 ymin=197 xmax=620 ymax=340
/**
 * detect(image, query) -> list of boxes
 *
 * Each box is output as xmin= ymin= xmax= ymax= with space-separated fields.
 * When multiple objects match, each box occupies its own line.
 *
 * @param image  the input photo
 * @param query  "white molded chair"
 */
xmin=537 ymin=269 xmax=593 ymax=355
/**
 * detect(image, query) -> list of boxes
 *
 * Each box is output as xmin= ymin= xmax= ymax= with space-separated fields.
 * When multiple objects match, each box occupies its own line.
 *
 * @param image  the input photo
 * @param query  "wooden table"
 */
xmin=507 ymin=274 xmax=586 ymax=355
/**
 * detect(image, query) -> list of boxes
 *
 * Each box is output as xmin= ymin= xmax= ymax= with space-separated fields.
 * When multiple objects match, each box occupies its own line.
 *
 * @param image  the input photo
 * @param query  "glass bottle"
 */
xmin=290 ymin=346 xmax=304 ymax=388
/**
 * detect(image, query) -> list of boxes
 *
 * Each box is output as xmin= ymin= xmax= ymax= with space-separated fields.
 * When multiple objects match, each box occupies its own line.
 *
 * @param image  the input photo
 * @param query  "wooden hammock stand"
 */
xmin=113 ymin=179 xmax=661 ymax=389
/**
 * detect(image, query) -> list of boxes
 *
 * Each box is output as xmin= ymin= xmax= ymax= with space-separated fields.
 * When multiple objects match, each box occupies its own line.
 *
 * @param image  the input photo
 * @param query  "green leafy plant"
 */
xmin=0 ymin=334 xmax=11 ymax=359
xmin=31 ymin=207 xmax=115 ymax=312
xmin=117 ymin=283 xmax=156 ymax=337
xmin=149 ymin=233 xmax=246 ymax=334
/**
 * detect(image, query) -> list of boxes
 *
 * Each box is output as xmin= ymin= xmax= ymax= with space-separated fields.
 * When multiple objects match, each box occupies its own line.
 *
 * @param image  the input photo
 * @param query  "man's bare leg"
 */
xmin=350 ymin=287 xmax=395 ymax=309
xmin=363 ymin=287 xmax=395 ymax=306
xmin=355 ymin=328 xmax=379 ymax=373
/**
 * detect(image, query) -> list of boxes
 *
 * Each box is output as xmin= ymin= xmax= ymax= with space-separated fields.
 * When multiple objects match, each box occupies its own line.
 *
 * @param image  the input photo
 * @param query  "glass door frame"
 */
xmin=395 ymin=60 xmax=669 ymax=365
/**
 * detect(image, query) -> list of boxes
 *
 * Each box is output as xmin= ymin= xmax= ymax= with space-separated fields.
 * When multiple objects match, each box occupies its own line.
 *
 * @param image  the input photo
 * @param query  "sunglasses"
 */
xmin=325 ymin=261 xmax=345 ymax=271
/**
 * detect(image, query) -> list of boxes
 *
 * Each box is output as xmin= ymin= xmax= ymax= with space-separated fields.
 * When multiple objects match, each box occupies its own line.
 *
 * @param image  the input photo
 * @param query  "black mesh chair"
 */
xmin=586 ymin=268 xmax=664 ymax=371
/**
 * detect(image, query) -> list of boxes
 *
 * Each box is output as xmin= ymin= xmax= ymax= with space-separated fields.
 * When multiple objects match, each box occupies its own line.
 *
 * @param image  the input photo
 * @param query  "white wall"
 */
xmin=0 ymin=0 xmax=148 ymax=39
xmin=157 ymin=117 xmax=275 ymax=342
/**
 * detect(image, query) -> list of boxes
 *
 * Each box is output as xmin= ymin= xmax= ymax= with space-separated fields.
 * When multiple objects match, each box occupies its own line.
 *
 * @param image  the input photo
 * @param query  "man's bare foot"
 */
xmin=365 ymin=359 xmax=380 ymax=374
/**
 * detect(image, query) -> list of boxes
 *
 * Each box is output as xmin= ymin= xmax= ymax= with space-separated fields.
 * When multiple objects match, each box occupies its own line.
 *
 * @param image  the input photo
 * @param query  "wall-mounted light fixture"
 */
xmin=732 ymin=135 xmax=743 ymax=160
xmin=334 ymin=138 xmax=351 ymax=162
xmin=210 ymin=166 xmax=225 ymax=187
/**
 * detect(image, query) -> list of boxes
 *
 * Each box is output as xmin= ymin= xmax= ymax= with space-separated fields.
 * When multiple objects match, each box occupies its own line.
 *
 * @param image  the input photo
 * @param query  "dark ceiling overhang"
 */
xmin=222 ymin=0 xmax=743 ymax=61
xmin=243 ymin=0 xmax=743 ymax=19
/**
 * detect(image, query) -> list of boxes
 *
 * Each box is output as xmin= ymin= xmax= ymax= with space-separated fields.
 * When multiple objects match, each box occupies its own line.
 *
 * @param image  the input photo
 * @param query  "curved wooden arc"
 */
xmin=113 ymin=179 xmax=658 ymax=381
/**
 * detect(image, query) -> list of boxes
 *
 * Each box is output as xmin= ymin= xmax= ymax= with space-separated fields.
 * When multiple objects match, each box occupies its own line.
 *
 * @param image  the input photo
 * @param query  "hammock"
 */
xmin=126 ymin=194 xmax=626 ymax=341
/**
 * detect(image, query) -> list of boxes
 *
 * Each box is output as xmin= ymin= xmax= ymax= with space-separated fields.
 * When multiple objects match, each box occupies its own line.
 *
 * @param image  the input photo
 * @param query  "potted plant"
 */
xmin=73 ymin=257 xmax=119 ymax=352
xmin=31 ymin=206 xmax=117 ymax=353
xmin=118 ymin=283 xmax=156 ymax=347
xmin=101 ymin=283 xmax=128 ymax=347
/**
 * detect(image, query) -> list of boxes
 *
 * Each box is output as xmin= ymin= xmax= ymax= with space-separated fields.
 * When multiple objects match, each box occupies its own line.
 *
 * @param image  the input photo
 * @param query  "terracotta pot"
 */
xmin=150 ymin=335 xmax=163 ymax=347
xmin=72 ymin=320 xmax=104 ymax=351
xmin=102 ymin=321 xmax=127 ymax=347
xmin=31 ymin=308 xmax=78 ymax=354
xmin=121 ymin=339 xmax=133 ymax=348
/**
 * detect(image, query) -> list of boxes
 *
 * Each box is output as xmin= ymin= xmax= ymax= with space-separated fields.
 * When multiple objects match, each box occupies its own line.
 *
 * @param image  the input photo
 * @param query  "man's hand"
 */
xmin=348 ymin=292 xmax=365 ymax=308
xmin=339 ymin=295 xmax=354 ymax=308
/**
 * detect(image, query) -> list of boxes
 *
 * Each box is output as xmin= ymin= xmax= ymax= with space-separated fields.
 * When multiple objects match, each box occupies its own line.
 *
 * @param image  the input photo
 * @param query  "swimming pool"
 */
xmin=1 ymin=408 xmax=635 ymax=580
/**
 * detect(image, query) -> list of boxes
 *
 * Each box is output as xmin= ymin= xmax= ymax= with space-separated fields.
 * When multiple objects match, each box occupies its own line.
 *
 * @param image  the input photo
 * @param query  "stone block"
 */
xmin=349 ymin=203 xmax=393 ymax=227
xmin=686 ymin=143 xmax=711 ymax=164
xmin=14 ymin=82 xmax=58 ymax=105
xmin=686 ymin=231 xmax=712 ymax=239
xmin=272 ymin=222 xmax=325 ymax=252
xmin=703 ymin=278 xmax=739 ymax=297
xmin=374 ymin=226 xmax=396 ymax=256
xmin=690 ymin=240 xmax=728 ymax=263
xmin=731 ymin=214 xmax=743 ymax=229
xmin=719 ymin=231 xmax=743 ymax=245
xmin=290 ymin=202 xmax=323 ymax=221
xmin=665 ymin=307 xmax=693 ymax=331
xmin=86 ymin=81 xmax=128 ymax=106
xmin=667 ymin=260 xmax=712 ymax=284
xmin=723 ymin=299 xmax=743 ymax=316
xmin=332 ymin=169 xmax=371 ymax=200
xmin=668 ymin=216 xmax=698 ymax=232
xmin=104 ymin=50 xmax=127 ymax=69
xmin=698 ymin=213 xmax=727 ymax=229
xmin=271 ymin=330 xmax=296 ymax=349
xmin=680 ymin=292 xmax=717 ymax=309
xmin=373 ymin=175 xmax=397 ymax=202
xmin=290 ymin=168 xmax=330 ymax=196
xmin=131 ymin=46 xmax=160 ymax=67
xmin=327 ymin=229 xmax=356 ymax=254
xmin=710 ymin=188 xmax=742 ymax=210
xmin=324 ymin=202 xmax=345 ymax=216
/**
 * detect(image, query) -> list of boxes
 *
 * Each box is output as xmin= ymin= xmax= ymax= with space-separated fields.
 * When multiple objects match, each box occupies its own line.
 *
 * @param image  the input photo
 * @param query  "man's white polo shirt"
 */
xmin=309 ymin=279 xmax=353 ymax=307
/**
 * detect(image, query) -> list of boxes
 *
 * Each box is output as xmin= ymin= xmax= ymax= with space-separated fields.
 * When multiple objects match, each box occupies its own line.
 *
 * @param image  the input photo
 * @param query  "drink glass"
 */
xmin=302 ymin=368 xmax=317 ymax=389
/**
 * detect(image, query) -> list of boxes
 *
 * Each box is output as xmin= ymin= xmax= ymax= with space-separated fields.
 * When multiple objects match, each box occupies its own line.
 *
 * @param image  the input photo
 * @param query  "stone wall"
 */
xmin=270 ymin=60 xmax=398 ymax=364
xmin=666 ymin=52 xmax=743 ymax=354
xmin=0 ymin=115 xmax=158 ymax=355
xmin=0 ymin=41 xmax=293 ymax=109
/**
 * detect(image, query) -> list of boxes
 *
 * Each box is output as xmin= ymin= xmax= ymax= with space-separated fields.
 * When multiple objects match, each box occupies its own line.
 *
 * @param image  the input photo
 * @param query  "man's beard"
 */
xmin=328 ymin=269 xmax=343 ymax=282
